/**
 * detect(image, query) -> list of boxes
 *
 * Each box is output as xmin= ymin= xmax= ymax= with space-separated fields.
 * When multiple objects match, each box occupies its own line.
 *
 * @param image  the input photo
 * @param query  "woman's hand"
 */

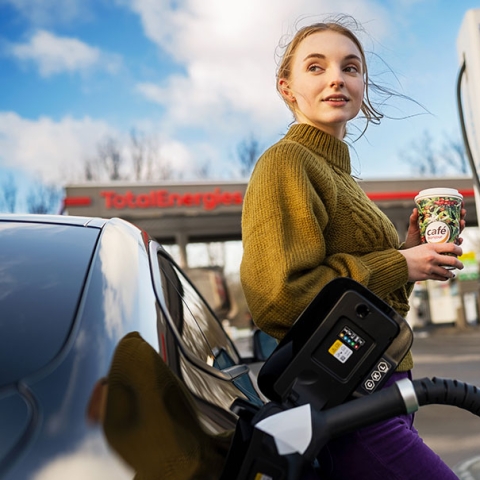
xmin=403 ymin=208 xmax=421 ymax=249
xmin=403 ymin=206 xmax=467 ymax=249
xmin=398 ymin=242 xmax=464 ymax=282
xmin=458 ymin=203 xmax=467 ymax=244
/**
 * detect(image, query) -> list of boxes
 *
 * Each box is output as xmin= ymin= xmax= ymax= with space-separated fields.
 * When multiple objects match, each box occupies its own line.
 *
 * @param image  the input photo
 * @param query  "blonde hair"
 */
xmin=276 ymin=17 xmax=383 ymax=137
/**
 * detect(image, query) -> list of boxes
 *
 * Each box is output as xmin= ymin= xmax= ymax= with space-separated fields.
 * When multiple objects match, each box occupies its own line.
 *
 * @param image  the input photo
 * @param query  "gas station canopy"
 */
xmin=64 ymin=176 xmax=476 ymax=249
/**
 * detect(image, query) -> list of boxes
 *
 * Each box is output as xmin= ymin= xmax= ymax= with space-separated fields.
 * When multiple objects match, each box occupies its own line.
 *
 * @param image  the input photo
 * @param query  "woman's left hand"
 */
xmin=403 ymin=206 xmax=467 ymax=249
xmin=403 ymin=208 xmax=421 ymax=249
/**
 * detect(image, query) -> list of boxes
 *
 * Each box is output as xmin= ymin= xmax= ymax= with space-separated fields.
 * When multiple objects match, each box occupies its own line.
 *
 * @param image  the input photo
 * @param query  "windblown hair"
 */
xmin=276 ymin=15 xmax=385 ymax=138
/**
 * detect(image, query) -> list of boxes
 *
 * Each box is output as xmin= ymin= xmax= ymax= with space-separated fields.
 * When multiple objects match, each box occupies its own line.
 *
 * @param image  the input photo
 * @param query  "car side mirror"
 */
xmin=252 ymin=329 xmax=277 ymax=362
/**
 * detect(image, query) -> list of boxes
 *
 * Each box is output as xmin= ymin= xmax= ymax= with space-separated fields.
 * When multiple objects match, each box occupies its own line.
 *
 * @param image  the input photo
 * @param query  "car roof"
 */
xmin=0 ymin=213 xmax=108 ymax=228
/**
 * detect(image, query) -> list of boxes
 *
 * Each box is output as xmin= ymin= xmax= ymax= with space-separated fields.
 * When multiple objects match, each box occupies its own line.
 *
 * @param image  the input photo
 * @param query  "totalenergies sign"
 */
xmin=100 ymin=187 xmax=244 ymax=211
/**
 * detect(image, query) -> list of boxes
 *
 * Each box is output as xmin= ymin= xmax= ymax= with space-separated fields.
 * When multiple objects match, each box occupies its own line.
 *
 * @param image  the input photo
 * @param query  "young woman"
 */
xmin=240 ymin=17 xmax=465 ymax=479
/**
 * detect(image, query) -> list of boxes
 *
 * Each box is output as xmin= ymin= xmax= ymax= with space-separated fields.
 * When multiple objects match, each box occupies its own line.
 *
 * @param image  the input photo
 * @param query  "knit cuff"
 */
xmin=360 ymin=249 xmax=409 ymax=298
xmin=396 ymin=350 xmax=414 ymax=372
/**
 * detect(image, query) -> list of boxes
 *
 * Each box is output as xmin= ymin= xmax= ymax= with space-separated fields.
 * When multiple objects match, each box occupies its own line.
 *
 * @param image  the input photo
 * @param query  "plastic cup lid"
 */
xmin=414 ymin=187 xmax=463 ymax=203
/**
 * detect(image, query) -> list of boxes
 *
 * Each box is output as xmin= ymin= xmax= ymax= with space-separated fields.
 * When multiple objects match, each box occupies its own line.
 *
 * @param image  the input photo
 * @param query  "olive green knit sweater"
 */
xmin=240 ymin=123 xmax=414 ymax=371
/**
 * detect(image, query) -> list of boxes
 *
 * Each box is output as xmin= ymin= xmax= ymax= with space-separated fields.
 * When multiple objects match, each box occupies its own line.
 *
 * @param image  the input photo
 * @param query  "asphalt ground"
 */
xmin=410 ymin=325 xmax=480 ymax=478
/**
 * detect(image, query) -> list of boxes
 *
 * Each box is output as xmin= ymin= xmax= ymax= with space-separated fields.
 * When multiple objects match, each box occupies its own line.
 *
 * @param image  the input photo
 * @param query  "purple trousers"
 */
xmin=316 ymin=372 xmax=458 ymax=479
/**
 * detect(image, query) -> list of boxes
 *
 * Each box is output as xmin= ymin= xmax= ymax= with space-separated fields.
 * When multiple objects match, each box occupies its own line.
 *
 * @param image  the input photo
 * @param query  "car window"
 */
xmin=156 ymin=253 xmax=239 ymax=365
xmin=0 ymin=222 xmax=100 ymax=387
xmin=155 ymin=252 xmax=263 ymax=406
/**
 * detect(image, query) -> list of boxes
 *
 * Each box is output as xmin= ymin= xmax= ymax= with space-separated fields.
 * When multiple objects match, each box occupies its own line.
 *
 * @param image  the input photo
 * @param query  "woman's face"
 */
xmin=280 ymin=30 xmax=365 ymax=139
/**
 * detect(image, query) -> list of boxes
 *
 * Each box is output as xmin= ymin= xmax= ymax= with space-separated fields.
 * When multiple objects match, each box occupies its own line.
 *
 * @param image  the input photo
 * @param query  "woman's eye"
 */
xmin=344 ymin=65 xmax=360 ymax=73
xmin=308 ymin=64 xmax=323 ymax=72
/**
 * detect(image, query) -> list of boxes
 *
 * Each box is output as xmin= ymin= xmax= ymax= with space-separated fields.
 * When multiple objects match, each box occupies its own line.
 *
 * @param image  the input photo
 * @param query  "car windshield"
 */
xmin=0 ymin=221 xmax=100 ymax=387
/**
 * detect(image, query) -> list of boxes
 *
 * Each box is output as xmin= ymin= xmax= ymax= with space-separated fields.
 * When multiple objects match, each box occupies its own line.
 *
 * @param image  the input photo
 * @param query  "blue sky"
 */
xmin=1 ymin=0 xmax=480 ymax=188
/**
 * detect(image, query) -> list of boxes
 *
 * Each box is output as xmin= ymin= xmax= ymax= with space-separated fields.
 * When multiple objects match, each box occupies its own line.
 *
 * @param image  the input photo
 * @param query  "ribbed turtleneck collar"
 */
xmin=285 ymin=123 xmax=351 ymax=174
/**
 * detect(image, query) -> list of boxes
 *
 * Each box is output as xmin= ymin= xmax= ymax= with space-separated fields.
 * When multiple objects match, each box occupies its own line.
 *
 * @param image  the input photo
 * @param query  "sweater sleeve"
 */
xmin=240 ymin=146 xmax=409 ymax=340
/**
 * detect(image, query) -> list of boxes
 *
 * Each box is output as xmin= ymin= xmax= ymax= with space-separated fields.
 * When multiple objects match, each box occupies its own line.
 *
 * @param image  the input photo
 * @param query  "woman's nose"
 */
xmin=329 ymin=68 xmax=345 ymax=87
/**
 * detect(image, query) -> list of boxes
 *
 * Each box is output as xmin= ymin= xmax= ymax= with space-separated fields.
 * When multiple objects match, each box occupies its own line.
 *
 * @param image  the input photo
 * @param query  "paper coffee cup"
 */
xmin=414 ymin=188 xmax=463 ymax=245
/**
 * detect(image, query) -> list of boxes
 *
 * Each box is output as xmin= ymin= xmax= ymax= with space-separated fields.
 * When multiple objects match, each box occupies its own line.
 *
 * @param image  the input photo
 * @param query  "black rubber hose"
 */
xmin=307 ymin=377 xmax=480 ymax=460
xmin=413 ymin=377 xmax=480 ymax=417
xmin=304 ymin=383 xmax=411 ymax=461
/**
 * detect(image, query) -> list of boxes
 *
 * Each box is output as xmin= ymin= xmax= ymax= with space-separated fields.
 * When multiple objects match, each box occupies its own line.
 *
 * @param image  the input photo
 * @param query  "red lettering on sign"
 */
xmin=193 ymin=193 xmax=202 ymax=205
xmin=100 ymin=191 xmax=115 ymax=208
xmin=180 ymin=193 xmax=193 ymax=206
xmin=100 ymin=188 xmax=244 ymax=211
xmin=137 ymin=193 xmax=150 ymax=207
xmin=156 ymin=190 xmax=169 ymax=207
xmin=113 ymin=195 xmax=126 ymax=209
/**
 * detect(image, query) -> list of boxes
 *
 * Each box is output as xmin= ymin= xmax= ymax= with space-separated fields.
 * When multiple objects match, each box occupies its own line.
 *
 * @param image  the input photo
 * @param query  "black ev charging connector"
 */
xmin=220 ymin=278 xmax=415 ymax=480
xmin=220 ymin=279 xmax=480 ymax=480
xmin=222 ymin=377 xmax=480 ymax=480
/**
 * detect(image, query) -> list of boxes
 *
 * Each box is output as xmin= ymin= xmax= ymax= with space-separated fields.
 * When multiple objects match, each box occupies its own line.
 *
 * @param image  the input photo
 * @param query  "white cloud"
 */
xmin=130 ymin=0 xmax=393 ymax=137
xmin=0 ymin=0 xmax=414 ymax=184
xmin=158 ymin=139 xmax=194 ymax=174
xmin=0 ymin=112 xmax=208 ymax=184
xmin=0 ymin=112 xmax=114 ymax=183
xmin=8 ymin=30 xmax=121 ymax=77
xmin=135 ymin=82 xmax=164 ymax=105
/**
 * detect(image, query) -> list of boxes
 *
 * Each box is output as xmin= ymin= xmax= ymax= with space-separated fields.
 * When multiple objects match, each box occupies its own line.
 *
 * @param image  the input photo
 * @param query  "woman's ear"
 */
xmin=279 ymin=79 xmax=295 ymax=102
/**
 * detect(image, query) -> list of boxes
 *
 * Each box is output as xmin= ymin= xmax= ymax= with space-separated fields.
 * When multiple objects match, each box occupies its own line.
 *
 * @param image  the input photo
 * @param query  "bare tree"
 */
xmin=81 ymin=130 xmax=178 ymax=182
xmin=97 ymin=135 xmax=124 ymax=180
xmin=236 ymin=133 xmax=263 ymax=178
xmin=401 ymin=130 xmax=470 ymax=177
xmin=441 ymin=136 xmax=469 ymax=175
xmin=27 ymin=182 xmax=62 ymax=214
xmin=130 ymin=128 xmax=179 ymax=181
xmin=81 ymin=135 xmax=125 ymax=182
xmin=401 ymin=130 xmax=442 ymax=176
xmin=155 ymin=148 xmax=175 ymax=181
xmin=0 ymin=173 xmax=18 ymax=212
xmin=83 ymin=157 xmax=99 ymax=181
xmin=130 ymin=128 xmax=154 ymax=180
xmin=196 ymin=161 xmax=213 ymax=179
